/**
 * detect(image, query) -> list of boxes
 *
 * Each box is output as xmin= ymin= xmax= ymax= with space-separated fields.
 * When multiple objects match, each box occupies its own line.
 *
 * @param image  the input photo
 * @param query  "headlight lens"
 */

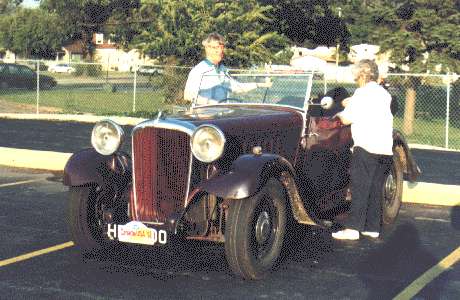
xmin=91 ymin=119 xmax=124 ymax=155
xmin=191 ymin=125 xmax=226 ymax=163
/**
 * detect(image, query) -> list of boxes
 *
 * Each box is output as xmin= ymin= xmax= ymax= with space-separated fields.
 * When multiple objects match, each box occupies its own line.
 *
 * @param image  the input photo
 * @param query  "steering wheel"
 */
xmin=218 ymin=98 xmax=244 ymax=103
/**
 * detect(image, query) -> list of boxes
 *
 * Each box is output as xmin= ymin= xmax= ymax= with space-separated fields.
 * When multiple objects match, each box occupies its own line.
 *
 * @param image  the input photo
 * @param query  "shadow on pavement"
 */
xmin=357 ymin=222 xmax=446 ymax=299
xmin=451 ymin=204 xmax=460 ymax=231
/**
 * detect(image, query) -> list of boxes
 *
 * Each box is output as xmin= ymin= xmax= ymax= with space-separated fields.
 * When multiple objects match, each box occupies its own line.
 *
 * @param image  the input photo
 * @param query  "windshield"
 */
xmin=194 ymin=72 xmax=324 ymax=110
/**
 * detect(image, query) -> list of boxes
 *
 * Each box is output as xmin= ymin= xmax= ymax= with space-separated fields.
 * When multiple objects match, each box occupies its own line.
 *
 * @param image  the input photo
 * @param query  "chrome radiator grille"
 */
xmin=132 ymin=127 xmax=191 ymax=222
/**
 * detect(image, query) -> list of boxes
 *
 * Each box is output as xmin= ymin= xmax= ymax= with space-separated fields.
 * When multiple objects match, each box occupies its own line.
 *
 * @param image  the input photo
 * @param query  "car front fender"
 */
xmin=198 ymin=153 xmax=296 ymax=199
xmin=63 ymin=148 xmax=132 ymax=187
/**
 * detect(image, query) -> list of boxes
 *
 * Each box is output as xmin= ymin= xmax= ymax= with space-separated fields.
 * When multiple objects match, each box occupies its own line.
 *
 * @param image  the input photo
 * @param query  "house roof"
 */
xmin=62 ymin=40 xmax=85 ymax=54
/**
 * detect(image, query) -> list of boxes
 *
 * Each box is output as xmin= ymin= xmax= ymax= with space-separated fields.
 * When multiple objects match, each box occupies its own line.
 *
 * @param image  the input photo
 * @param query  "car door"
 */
xmin=297 ymin=110 xmax=352 ymax=211
xmin=16 ymin=65 xmax=36 ymax=88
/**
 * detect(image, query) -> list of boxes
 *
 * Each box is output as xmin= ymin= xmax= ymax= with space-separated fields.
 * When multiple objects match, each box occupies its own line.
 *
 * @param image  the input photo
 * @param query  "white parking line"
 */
xmin=0 ymin=179 xmax=44 ymax=188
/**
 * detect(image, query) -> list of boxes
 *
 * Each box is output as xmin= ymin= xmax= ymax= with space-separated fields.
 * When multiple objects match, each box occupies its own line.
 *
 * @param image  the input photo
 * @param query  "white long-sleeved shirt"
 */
xmin=340 ymin=81 xmax=393 ymax=155
xmin=183 ymin=59 xmax=257 ymax=105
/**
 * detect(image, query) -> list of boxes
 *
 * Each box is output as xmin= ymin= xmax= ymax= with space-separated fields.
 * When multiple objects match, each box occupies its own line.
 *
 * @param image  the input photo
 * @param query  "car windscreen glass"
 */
xmin=196 ymin=73 xmax=318 ymax=109
xmin=17 ymin=66 xmax=34 ymax=75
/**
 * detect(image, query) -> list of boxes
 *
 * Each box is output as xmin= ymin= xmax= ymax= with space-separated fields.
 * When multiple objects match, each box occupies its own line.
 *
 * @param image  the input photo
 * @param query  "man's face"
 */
xmin=205 ymin=40 xmax=224 ymax=65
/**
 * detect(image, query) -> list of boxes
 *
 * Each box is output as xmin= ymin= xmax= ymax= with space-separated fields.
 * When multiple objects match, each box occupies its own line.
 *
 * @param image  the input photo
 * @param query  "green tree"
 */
xmin=41 ymin=0 xmax=140 ymax=60
xmin=0 ymin=8 xmax=66 ymax=58
xmin=259 ymin=0 xmax=350 ymax=51
xmin=132 ymin=0 xmax=287 ymax=67
xmin=366 ymin=1 xmax=460 ymax=135
xmin=0 ymin=0 xmax=23 ymax=14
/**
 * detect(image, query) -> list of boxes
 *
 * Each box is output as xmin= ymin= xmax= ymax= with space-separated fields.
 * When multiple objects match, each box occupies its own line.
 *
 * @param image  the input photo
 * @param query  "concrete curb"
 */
xmin=0 ymin=147 xmax=458 ymax=207
xmin=0 ymin=113 xmax=146 ymax=126
xmin=0 ymin=147 xmax=71 ymax=172
xmin=402 ymin=181 xmax=460 ymax=207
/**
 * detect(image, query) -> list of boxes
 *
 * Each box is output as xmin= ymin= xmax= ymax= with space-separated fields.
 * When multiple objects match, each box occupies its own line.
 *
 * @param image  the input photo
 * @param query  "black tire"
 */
xmin=225 ymin=178 xmax=287 ymax=280
xmin=68 ymin=186 xmax=108 ymax=253
xmin=40 ymin=81 xmax=52 ymax=90
xmin=381 ymin=153 xmax=404 ymax=225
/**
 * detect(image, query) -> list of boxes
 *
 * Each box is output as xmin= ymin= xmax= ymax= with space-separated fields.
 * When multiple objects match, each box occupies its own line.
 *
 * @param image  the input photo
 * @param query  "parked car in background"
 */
xmin=64 ymin=73 xmax=420 ymax=280
xmin=48 ymin=63 xmax=75 ymax=73
xmin=22 ymin=61 xmax=48 ymax=71
xmin=137 ymin=65 xmax=163 ymax=76
xmin=0 ymin=63 xmax=57 ymax=90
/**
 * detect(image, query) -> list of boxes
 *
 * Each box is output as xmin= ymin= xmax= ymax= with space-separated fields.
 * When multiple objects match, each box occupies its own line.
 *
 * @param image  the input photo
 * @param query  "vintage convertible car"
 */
xmin=64 ymin=73 xmax=420 ymax=280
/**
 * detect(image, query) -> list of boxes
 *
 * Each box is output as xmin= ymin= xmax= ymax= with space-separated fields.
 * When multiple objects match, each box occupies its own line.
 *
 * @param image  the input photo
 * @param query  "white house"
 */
xmin=61 ymin=33 xmax=155 ymax=71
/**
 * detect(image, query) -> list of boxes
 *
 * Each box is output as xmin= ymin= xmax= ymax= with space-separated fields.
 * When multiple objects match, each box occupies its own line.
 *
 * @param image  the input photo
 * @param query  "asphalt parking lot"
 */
xmin=0 ymin=166 xmax=459 ymax=299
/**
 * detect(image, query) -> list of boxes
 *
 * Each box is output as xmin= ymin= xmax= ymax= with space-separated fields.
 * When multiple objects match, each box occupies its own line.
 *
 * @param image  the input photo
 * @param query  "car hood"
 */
xmin=169 ymin=105 xmax=304 ymax=132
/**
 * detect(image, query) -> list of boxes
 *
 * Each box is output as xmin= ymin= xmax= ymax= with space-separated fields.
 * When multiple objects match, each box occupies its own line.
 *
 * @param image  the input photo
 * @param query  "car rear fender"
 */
xmin=198 ymin=153 xmax=295 ymax=200
xmin=393 ymin=129 xmax=421 ymax=182
xmin=63 ymin=148 xmax=132 ymax=188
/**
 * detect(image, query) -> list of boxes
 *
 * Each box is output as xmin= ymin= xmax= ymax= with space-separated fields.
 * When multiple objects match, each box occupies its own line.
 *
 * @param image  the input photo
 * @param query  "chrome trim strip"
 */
xmin=142 ymin=221 xmax=165 ymax=225
xmin=131 ymin=136 xmax=139 ymax=220
xmin=132 ymin=118 xmax=196 ymax=136
xmin=184 ymin=152 xmax=194 ymax=208
xmin=190 ymin=102 xmax=305 ymax=111
xmin=131 ymin=118 xmax=197 ymax=221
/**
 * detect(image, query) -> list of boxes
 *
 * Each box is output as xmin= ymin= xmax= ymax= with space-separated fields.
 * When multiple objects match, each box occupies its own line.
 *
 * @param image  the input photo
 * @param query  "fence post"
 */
xmin=133 ymin=64 xmax=137 ymax=113
xmin=36 ymin=60 xmax=40 ymax=114
xmin=445 ymin=75 xmax=451 ymax=149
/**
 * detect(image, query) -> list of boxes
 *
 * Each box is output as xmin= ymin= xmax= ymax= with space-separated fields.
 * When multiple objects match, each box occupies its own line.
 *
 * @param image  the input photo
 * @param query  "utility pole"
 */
xmin=335 ymin=7 xmax=342 ymax=82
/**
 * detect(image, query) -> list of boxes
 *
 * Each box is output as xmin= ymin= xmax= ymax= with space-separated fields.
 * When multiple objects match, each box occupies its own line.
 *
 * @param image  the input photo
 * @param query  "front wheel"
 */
xmin=224 ymin=178 xmax=287 ymax=280
xmin=381 ymin=153 xmax=404 ymax=225
xmin=68 ymin=186 xmax=108 ymax=253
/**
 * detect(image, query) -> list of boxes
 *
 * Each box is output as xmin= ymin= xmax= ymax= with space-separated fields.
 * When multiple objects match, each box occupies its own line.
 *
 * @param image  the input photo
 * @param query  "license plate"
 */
xmin=107 ymin=221 xmax=167 ymax=246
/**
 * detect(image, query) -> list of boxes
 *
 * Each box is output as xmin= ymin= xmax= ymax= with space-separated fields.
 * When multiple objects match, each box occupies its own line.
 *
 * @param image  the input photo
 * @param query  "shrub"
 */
xmin=163 ymin=57 xmax=189 ymax=104
xmin=87 ymin=64 xmax=102 ymax=77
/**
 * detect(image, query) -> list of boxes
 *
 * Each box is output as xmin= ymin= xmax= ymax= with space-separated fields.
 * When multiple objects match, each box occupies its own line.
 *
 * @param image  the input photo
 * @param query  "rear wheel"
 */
xmin=225 ymin=178 xmax=287 ymax=280
xmin=40 ymin=81 xmax=53 ymax=90
xmin=381 ymin=153 xmax=403 ymax=225
xmin=68 ymin=186 xmax=108 ymax=253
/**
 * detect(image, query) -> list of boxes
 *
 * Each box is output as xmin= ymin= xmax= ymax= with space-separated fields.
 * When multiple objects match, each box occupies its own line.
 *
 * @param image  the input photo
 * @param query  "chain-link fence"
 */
xmin=1 ymin=60 xmax=459 ymax=150
xmin=0 ymin=59 xmax=192 ymax=115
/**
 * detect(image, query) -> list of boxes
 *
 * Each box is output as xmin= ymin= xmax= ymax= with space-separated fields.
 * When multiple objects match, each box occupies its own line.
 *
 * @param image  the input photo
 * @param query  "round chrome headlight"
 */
xmin=191 ymin=125 xmax=226 ymax=163
xmin=91 ymin=119 xmax=124 ymax=155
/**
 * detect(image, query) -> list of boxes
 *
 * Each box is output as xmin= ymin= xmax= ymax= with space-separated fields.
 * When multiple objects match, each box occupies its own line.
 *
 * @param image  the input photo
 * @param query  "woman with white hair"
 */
xmin=333 ymin=59 xmax=394 ymax=240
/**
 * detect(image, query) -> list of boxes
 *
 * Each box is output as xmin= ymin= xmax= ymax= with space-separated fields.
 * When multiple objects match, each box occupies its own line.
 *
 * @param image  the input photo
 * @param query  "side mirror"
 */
xmin=320 ymin=96 xmax=334 ymax=109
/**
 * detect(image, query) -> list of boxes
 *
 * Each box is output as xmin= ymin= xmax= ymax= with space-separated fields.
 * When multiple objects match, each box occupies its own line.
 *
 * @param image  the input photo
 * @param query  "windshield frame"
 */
xmin=192 ymin=71 xmax=319 ymax=112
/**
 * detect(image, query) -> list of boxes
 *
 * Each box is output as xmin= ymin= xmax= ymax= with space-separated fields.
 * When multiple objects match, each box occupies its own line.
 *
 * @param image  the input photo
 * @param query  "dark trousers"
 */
xmin=346 ymin=147 xmax=392 ymax=232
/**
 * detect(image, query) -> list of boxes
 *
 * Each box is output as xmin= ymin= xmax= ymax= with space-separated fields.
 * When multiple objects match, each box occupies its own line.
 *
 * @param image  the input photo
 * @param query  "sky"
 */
xmin=21 ymin=0 xmax=40 ymax=8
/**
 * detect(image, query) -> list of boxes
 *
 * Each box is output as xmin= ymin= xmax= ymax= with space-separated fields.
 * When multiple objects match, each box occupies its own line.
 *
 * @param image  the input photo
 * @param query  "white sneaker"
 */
xmin=332 ymin=229 xmax=360 ymax=240
xmin=361 ymin=231 xmax=380 ymax=238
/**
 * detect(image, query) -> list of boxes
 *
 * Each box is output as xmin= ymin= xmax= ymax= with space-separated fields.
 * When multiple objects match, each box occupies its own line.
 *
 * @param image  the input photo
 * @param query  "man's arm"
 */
xmin=184 ymin=68 xmax=200 ymax=102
